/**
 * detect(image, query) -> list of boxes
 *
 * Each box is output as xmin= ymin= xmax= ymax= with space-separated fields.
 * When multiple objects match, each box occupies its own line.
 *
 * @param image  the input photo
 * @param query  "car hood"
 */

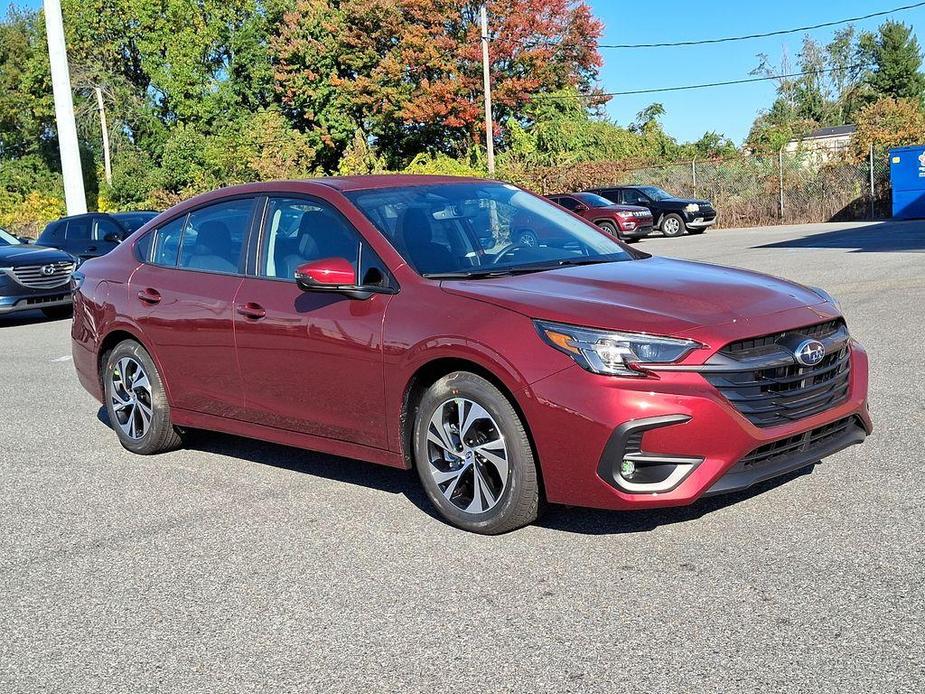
xmin=0 ymin=244 xmax=75 ymax=267
xmin=440 ymin=256 xmax=826 ymax=336
xmin=660 ymin=197 xmax=712 ymax=206
xmin=598 ymin=204 xmax=651 ymax=214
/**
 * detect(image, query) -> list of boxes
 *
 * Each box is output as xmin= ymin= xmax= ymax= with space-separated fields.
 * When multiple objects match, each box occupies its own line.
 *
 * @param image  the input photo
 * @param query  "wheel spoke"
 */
xmin=132 ymin=372 xmax=150 ymax=394
xmin=465 ymin=468 xmax=485 ymax=513
xmin=460 ymin=401 xmax=490 ymax=442
xmin=428 ymin=409 xmax=457 ymax=455
xmin=474 ymin=442 xmax=508 ymax=481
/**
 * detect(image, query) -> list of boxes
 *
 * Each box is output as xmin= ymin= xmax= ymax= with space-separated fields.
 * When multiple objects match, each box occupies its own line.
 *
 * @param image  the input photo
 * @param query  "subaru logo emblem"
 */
xmin=794 ymin=339 xmax=825 ymax=366
xmin=40 ymin=265 xmax=56 ymax=276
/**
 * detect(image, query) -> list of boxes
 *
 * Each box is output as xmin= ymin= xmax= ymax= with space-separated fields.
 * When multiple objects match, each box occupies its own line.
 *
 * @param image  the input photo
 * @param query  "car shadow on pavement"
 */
xmin=97 ymin=406 xmax=816 ymax=535
xmin=754 ymin=220 xmax=925 ymax=253
xmin=0 ymin=310 xmax=66 ymax=327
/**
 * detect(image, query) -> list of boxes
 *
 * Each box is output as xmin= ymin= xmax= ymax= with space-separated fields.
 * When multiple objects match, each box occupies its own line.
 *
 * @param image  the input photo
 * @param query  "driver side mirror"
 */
xmin=295 ymin=257 xmax=392 ymax=300
xmin=573 ymin=203 xmax=589 ymax=212
xmin=103 ymin=232 xmax=123 ymax=244
xmin=17 ymin=236 xmax=32 ymax=244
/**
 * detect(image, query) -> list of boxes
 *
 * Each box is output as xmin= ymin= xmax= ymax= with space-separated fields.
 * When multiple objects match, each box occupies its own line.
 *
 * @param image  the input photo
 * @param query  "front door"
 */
xmin=128 ymin=198 xmax=255 ymax=419
xmin=233 ymin=196 xmax=392 ymax=449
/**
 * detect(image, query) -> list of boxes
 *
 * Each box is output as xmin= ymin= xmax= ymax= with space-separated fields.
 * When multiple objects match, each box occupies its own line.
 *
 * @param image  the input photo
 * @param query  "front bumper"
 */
xmin=0 ymin=291 xmax=73 ymax=315
xmin=620 ymin=222 xmax=654 ymax=239
xmin=685 ymin=216 xmax=717 ymax=229
xmin=522 ymin=341 xmax=870 ymax=511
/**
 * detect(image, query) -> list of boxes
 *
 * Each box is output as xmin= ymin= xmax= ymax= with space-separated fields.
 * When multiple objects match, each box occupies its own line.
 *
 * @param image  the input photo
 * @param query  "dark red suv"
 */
xmin=546 ymin=192 xmax=654 ymax=241
xmin=71 ymin=176 xmax=871 ymax=534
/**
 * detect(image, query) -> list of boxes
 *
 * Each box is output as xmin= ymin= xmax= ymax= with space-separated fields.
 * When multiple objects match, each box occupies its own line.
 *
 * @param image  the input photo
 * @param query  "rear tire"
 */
xmin=102 ymin=340 xmax=183 ymax=455
xmin=41 ymin=305 xmax=73 ymax=320
xmin=413 ymin=371 xmax=541 ymax=534
xmin=661 ymin=213 xmax=686 ymax=237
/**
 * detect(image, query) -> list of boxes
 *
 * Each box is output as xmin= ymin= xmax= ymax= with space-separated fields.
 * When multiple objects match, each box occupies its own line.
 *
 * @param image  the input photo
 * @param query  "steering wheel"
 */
xmin=491 ymin=243 xmax=530 ymax=264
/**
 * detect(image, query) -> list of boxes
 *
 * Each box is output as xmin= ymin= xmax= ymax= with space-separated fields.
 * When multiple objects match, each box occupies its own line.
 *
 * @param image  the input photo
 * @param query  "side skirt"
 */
xmin=171 ymin=408 xmax=408 ymax=469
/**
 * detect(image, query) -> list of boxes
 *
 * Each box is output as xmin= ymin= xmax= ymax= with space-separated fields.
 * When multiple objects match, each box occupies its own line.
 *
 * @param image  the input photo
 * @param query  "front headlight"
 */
xmin=535 ymin=320 xmax=701 ymax=377
xmin=811 ymin=286 xmax=840 ymax=309
xmin=684 ymin=203 xmax=700 ymax=213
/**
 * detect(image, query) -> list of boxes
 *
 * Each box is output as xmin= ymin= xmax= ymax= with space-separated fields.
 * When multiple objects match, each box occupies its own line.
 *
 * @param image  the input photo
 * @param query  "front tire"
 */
xmin=413 ymin=372 xmax=541 ymax=534
xmin=598 ymin=220 xmax=622 ymax=240
xmin=661 ymin=213 xmax=686 ymax=237
xmin=102 ymin=340 xmax=183 ymax=455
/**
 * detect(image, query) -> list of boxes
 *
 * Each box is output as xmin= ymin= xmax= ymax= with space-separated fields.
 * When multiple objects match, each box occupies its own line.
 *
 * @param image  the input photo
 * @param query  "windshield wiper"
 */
xmin=554 ymin=257 xmax=618 ymax=267
xmin=424 ymin=268 xmax=530 ymax=280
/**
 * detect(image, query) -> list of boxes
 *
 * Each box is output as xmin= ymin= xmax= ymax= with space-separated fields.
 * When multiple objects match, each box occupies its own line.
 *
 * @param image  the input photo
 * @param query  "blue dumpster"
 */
xmin=890 ymin=145 xmax=925 ymax=219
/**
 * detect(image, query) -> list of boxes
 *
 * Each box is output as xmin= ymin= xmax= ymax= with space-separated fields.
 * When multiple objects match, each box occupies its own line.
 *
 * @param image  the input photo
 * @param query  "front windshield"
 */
xmin=573 ymin=192 xmax=615 ymax=208
xmin=346 ymin=182 xmax=636 ymax=278
xmin=0 ymin=228 xmax=21 ymax=246
xmin=639 ymin=186 xmax=673 ymax=201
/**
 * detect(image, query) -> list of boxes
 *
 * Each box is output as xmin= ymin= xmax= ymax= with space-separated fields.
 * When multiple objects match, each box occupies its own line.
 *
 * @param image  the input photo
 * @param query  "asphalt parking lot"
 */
xmin=1 ymin=220 xmax=923 ymax=693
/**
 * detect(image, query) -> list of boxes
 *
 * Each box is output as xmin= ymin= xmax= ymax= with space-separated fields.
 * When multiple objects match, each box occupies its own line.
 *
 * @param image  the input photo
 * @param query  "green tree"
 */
xmin=859 ymin=21 xmax=925 ymax=103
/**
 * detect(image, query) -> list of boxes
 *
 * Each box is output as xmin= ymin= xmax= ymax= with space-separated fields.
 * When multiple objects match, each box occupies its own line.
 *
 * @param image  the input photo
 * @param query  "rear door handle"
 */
xmin=137 ymin=288 xmax=161 ymax=305
xmin=236 ymin=302 xmax=266 ymax=320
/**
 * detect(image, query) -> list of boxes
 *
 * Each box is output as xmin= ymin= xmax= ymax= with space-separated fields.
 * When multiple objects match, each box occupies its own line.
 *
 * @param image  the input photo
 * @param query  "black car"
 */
xmin=586 ymin=185 xmax=717 ymax=237
xmin=37 ymin=210 xmax=159 ymax=263
xmin=0 ymin=227 xmax=77 ymax=319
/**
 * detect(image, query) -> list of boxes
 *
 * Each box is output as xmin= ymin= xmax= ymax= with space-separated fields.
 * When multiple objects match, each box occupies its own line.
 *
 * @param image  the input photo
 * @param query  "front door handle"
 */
xmin=236 ymin=302 xmax=266 ymax=320
xmin=137 ymin=288 xmax=161 ymax=305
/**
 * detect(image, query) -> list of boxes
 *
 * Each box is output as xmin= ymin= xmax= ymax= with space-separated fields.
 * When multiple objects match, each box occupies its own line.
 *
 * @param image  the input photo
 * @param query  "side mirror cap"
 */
xmin=17 ymin=236 xmax=32 ymax=244
xmin=574 ymin=204 xmax=589 ymax=212
xmin=295 ymin=257 xmax=358 ymax=292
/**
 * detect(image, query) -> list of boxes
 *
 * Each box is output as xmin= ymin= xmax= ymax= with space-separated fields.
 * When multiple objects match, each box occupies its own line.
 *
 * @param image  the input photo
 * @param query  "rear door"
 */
xmin=128 ymin=197 xmax=256 ymax=419
xmin=63 ymin=216 xmax=95 ymax=261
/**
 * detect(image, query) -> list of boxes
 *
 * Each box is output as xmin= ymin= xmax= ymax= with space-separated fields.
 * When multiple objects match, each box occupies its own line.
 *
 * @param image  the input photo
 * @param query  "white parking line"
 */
xmin=50 ymin=355 xmax=72 ymax=363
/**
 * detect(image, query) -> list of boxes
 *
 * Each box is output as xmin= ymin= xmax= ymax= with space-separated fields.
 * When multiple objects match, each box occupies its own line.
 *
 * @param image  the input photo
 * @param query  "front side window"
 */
xmin=556 ymin=196 xmax=580 ymax=211
xmin=259 ymin=197 xmax=360 ymax=280
xmin=178 ymin=198 xmax=253 ymax=274
xmin=346 ymin=182 xmax=636 ymax=278
xmin=95 ymin=216 xmax=124 ymax=241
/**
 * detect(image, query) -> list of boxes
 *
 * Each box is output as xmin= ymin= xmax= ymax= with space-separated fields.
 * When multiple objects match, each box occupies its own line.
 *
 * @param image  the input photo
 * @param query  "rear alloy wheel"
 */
xmin=597 ymin=220 xmax=622 ymax=240
xmin=103 ymin=340 xmax=183 ymax=455
xmin=661 ymin=213 xmax=686 ymax=237
xmin=414 ymin=372 xmax=541 ymax=534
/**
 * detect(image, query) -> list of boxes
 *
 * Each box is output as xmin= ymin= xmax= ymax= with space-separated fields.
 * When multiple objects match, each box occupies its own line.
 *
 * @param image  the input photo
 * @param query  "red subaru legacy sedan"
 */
xmin=71 ymin=176 xmax=871 ymax=534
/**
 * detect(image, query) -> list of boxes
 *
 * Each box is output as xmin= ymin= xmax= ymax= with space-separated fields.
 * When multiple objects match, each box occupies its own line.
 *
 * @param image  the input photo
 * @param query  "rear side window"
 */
xmin=65 ymin=217 xmax=92 ymax=240
xmin=151 ymin=215 xmax=186 ymax=266
xmin=178 ymin=198 xmax=253 ymax=274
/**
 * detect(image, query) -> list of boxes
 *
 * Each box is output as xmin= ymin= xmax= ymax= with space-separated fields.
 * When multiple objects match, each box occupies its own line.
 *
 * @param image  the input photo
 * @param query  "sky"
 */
xmin=589 ymin=0 xmax=925 ymax=144
xmin=16 ymin=0 xmax=925 ymax=145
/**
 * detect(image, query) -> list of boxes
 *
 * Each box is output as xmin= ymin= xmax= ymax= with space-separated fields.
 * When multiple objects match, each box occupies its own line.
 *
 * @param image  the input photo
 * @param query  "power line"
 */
xmin=599 ymin=1 xmax=925 ymax=49
xmin=531 ymin=64 xmax=872 ymax=99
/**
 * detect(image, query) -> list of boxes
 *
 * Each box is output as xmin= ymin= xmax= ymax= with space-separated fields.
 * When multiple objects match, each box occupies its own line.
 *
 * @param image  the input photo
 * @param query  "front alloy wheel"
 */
xmin=414 ymin=372 xmax=541 ymax=534
xmin=426 ymin=397 xmax=509 ymax=514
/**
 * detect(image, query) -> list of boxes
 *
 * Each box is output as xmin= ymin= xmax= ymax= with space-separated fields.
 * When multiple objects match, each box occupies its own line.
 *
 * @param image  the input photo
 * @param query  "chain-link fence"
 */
xmin=519 ymin=146 xmax=892 ymax=229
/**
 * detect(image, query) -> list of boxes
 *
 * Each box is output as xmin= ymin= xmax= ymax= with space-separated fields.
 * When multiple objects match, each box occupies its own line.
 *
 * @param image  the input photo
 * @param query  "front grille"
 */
xmin=722 ymin=319 xmax=843 ymax=356
xmin=705 ymin=320 xmax=851 ymax=427
xmin=735 ymin=416 xmax=860 ymax=471
xmin=10 ymin=262 xmax=75 ymax=289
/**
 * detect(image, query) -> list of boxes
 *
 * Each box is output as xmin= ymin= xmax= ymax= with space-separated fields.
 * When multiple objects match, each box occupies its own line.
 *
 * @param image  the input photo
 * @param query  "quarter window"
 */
xmin=178 ymin=198 xmax=253 ymax=274
xmin=151 ymin=215 xmax=186 ymax=266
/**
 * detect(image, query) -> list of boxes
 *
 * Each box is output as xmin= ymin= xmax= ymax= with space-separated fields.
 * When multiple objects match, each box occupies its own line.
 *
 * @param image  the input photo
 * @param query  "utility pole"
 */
xmin=95 ymin=87 xmax=112 ymax=185
xmin=480 ymin=6 xmax=495 ymax=176
xmin=44 ymin=0 xmax=86 ymax=215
